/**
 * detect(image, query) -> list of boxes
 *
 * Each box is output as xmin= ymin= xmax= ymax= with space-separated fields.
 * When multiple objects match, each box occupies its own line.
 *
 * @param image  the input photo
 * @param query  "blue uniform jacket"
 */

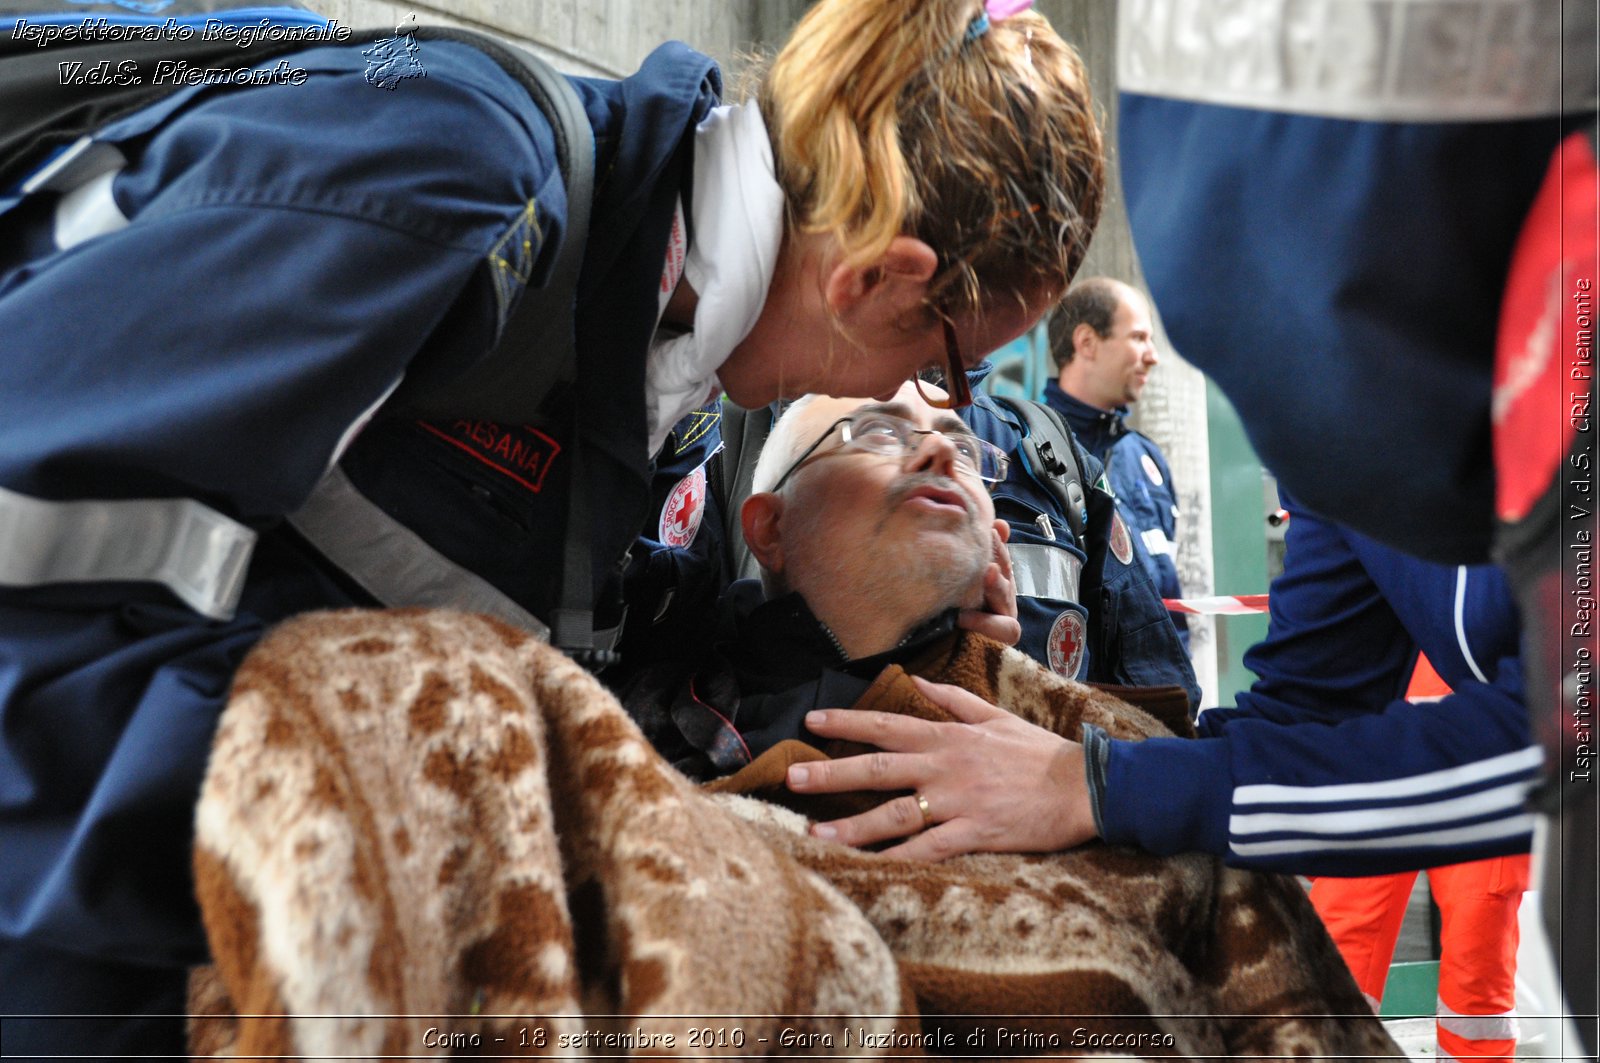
xmin=1095 ymin=493 xmax=1540 ymax=877
xmin=0 ymin=21 xmax=719 ymax=1036
xmin=961 ymin=389 xmax=1198 ymax=705
xmin=1043 ymin=380 xmax=1187 ymax=649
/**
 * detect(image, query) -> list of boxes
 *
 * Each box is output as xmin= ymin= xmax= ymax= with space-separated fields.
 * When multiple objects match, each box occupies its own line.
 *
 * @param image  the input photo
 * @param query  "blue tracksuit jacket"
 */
xmin=1095 ymin=493 xmax=1539 ymax=877
xmin=1118 ymin=49 xmax=1577 ymax=562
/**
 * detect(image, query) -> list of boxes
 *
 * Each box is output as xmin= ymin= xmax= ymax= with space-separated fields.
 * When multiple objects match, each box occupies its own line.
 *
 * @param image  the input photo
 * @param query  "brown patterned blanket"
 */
xmin=189 ymin=608 xmax=1399 ymax=1059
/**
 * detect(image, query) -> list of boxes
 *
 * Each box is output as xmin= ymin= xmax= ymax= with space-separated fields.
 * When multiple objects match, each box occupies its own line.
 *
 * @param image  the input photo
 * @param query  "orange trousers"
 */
xmin=1309 ymin=655 xmax=1531 ymax=1061
xmin=1310 ymin=855 xmax=1531 ymax=1061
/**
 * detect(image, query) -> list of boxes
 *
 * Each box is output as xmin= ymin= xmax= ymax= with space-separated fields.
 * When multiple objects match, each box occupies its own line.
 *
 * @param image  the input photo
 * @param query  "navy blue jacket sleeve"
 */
xmin=0 ymin=40 xmax=566 ymax=522
xmin=1097 ymin=500 xmax=1539 ymax=876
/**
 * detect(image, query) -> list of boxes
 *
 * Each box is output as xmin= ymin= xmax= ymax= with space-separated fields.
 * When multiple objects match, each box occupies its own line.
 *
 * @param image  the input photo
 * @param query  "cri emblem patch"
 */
xmin=1110 ymin=510 xmax=1134 ymax=566
xmin=659 ymin=464 xmax=707 ymax=548
xmin=1047 ymin=609 xmax=1086 ymax=679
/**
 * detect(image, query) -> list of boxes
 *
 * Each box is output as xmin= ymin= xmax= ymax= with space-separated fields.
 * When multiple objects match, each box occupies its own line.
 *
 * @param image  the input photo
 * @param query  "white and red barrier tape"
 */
xmin=1163 ymin=594 xmax=1269 ymax=616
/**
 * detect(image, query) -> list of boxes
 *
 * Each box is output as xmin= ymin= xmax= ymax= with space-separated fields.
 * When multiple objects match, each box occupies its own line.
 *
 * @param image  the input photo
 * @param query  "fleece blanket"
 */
xmin=189 ymin=608 xmax=1399 ymax=1059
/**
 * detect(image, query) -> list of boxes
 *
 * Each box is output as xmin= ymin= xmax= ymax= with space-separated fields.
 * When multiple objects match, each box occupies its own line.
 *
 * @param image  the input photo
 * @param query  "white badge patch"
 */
xmin=1141 ymin=452 xmax=1164 ymax=486
xmin=1047 ymin=609 xmax=1087 ymax=679
xmin=659 ymin=463 xmax=707 ymax=548
xmin=1141 ymin=526 xmax=1175 ymax=557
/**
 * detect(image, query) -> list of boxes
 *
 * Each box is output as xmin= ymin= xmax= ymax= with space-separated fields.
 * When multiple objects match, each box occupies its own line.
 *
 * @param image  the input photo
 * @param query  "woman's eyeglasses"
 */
xmin=913 ymin=317 xmax=974 ymax=410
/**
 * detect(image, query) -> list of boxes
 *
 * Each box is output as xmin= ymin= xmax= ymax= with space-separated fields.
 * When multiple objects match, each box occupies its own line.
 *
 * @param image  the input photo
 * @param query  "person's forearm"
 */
xmin=1095 ymin=686 xmax=1540 ymax=876
xmin=1089 ymin=726 xmax=1233 ymax=856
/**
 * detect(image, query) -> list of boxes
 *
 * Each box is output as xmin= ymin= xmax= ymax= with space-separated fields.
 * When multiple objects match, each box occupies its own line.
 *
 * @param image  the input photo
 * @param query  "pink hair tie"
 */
xmin=986 ymin=0 xmax=1034 ymax=17
xmin=965 ymin=0 xmax=1033 ymax=43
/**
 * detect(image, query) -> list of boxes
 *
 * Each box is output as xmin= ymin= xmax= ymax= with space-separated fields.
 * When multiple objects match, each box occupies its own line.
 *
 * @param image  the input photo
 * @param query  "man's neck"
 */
xmin=816 ymin=613 xmax=927 ymax=661
xmin=806 ymin=591 xmax=954 ymax=660
xmin=1057 ymin=372 xmax=1117 ymax=413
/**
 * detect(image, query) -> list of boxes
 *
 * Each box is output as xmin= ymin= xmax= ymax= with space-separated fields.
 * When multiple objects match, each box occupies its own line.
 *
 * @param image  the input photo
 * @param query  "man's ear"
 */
xmin=822 ymin=236 xmax=939 ymax=322
xmin=1072 ymin=322 xmax=1099 ymax=361
xmin=741 ymin=492 xmax=786 ymax=577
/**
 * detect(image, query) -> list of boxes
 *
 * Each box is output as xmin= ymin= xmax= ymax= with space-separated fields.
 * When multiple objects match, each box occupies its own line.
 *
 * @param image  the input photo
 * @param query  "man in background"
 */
xmin=1045 ymin=278 xmax=1186 ymax=648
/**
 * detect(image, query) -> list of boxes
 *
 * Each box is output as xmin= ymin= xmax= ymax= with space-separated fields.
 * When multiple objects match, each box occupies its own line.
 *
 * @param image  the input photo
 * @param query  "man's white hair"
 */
xmin=749 ymin=395 xmax=825 ymax=496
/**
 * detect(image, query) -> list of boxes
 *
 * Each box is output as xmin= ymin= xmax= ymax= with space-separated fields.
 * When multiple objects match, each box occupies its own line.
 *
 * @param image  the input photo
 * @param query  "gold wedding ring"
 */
xmin=915 ymin=792 xmax=934 ymax=829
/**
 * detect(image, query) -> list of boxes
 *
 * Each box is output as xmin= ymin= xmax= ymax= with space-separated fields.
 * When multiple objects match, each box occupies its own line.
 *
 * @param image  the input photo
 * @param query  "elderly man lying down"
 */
xmin=190 ymin=381 xmax=1397 ymax=1059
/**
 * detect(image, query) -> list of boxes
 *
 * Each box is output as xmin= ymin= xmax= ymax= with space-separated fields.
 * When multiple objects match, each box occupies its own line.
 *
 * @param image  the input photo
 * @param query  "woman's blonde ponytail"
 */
xmin=760 ymin=0 xmax=1103 ymax=316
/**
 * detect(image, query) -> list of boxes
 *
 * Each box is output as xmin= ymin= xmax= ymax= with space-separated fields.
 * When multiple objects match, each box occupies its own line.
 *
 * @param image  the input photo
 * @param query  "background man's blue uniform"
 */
xmin=963 ymin=387 xmax=1196 ymax=701
xmin=1043 ymin=379 xmax=1186 ymax=649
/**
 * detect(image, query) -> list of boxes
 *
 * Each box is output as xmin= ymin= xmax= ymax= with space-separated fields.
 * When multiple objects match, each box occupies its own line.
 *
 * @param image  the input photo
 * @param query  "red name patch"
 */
xmin=419 ymin=420 xmax=562 ymax=494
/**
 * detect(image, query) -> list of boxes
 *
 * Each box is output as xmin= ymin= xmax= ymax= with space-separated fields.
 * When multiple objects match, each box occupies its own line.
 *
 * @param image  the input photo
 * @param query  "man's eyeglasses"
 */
xmin=770 ymin=409 xmax=1009 ymax=493
xmin=913 ymin=317 xmax=974 ymax=410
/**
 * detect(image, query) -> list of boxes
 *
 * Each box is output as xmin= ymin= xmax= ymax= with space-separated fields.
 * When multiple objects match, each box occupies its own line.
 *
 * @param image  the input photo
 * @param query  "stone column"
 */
xmin=1041 ymin=0 xmax=1219 ymax=704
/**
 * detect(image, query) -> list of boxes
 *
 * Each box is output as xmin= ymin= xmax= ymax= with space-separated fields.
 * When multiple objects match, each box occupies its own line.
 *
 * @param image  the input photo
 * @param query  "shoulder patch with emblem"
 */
xmin=487 ymin=200 xmax=540 ymax=334
xmin=1110 ymin=509 xmax=1134 ymax=566
xmin=659 ymin=463 xmax=708 ymax=548
xmin=1047 ymin=609 xmax=1087 ymax=679
xmin=1141 ymin=452 xmax=1164 ymax=486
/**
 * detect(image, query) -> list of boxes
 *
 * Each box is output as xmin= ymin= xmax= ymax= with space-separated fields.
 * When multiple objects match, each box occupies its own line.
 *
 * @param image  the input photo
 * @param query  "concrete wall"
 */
xmin=309 ymin=0 xmax=809 ymax=79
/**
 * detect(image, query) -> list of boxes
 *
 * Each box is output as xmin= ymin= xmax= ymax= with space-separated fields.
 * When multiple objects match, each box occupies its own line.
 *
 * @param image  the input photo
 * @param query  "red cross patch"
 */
xmin=659 ymin=464 xmax=707 ymax=548
xmin=659 ymin=201 xmax=687 ymax=299
xmin=1047 ymin=609 xmax=1087 ymax=679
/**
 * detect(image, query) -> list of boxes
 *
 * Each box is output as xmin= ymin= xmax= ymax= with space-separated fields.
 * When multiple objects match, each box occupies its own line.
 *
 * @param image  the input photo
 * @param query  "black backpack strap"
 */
xmin=993 ymin=396 xmax=1090 ymax=542
xmin=344 ymin=27 xmax=609 ymax=663
xmin=402 ymin=28 xmax=604 ymax=663
xmin=715 ymin=398 xmax=774 ymax=583
xmin=377 ymin=30 xmax=608 ymax=662
xmin=337 ymin=27 xmax=608 ymax=664
xmin=714 ymin=400 xmax=748 ymax=566
xmin=381 ymin=26 xmax=593 ymax=426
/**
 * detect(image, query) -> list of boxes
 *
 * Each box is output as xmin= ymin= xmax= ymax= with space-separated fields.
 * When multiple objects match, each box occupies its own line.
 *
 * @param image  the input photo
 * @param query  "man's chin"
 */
xmin=901 ymin=524 xmax=986 ymax=557
xmin=872 ymin=535 xmax=986 ymax=590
